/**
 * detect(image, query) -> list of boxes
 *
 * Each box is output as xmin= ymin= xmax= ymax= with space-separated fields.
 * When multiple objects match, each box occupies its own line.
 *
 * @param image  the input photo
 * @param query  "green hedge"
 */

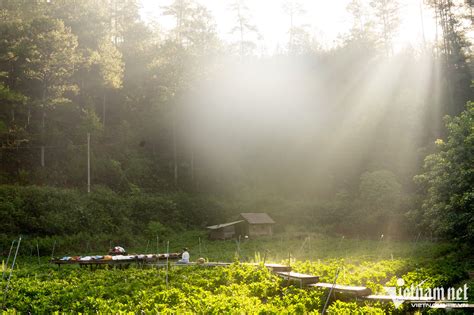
xmin=0 ymin=185 xmax=227 ymax=253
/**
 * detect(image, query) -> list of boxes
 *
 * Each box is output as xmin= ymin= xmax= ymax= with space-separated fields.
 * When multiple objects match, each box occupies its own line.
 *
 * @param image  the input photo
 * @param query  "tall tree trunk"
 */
xmin=102 ymin=90 xmax=106 ymax=130
xmin=41 ymin=86 xmax=46 ymax=168
xmin=289 ymin=11 xmax=294 ymax=53
xmin=381 ymin=5 xmax=391 ymax=56
xmin=190 ymin=149 xmax=194 ymax=183
xmin=434 ymin=0 xmax=439 ymax=57
xmin=172 ymin=2 xmax=185 ymax=186
xmin=438 ymin=0 xmax=455 ymax=110
xmin=238 ymin=5 xmax=244 ymax=59
xmin=173 ymin=108 xmax=178 ymax=186
xmin=419 ymin=0 xmax=426 ymax=49
xmin=114 ymin=0 xmax=118 ymax=46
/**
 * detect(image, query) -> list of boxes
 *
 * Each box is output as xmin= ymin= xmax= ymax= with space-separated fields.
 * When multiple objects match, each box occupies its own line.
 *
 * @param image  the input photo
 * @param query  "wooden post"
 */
xmin=156 ymin=236 xmax=159 ymax=255
xmin=236 ymin=235 xmax=241 ymax=260
xmin=287 ymin=252 xmax=291 ymax=287
xmin=198 ymin=237 xmax=201 ymax=256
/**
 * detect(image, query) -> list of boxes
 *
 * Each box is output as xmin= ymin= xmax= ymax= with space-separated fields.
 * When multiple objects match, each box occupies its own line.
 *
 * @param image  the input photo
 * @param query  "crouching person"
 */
xmin=177 ymin=247 xmax=190 ymax=264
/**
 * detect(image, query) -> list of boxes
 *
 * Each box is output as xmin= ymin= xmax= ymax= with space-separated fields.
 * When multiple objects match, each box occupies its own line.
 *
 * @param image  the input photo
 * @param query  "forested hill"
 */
xmin=0 ymin=1 xmax=472 ymax=243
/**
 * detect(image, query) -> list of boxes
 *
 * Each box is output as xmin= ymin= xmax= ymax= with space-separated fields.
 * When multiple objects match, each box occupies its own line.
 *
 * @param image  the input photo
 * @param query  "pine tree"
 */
xmin=369 ymin=0 xmax=399 ymax=56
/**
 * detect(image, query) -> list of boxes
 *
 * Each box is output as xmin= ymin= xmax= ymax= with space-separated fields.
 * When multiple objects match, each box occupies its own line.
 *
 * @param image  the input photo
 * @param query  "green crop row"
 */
xmin=2 ymin=256 xmax=470 ymax=314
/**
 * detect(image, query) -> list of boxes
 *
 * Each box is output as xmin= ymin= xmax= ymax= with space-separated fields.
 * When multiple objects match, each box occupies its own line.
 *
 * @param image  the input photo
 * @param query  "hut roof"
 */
xmin=206 ymin=220 xmax=244 ymax=230
xmin=240 ymin=213 xmax=275 ymax=224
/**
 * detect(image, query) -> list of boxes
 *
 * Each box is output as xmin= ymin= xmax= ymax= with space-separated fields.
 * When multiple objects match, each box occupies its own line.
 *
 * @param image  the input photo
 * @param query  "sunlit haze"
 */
xmin=141 ymin=0 xmax=438 ymax=53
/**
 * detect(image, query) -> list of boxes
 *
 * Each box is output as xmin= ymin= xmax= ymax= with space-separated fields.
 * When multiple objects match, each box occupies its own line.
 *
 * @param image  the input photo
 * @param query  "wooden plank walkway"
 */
xmin=309 ymin=283 xmax=372 ymax=296
xmin=149 ymin=262 xmax=291 ymax=272
xmin=276 ymin=271 xmax=320 ymax=287
xmin=253 ymin=263 xmax=291 ymax=272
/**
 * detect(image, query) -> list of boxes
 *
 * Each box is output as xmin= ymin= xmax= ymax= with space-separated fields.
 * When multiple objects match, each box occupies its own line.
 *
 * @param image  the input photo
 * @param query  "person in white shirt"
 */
xmin=179 ymin=247 xmax=190 ymax=263
xmin=109 ymin=246 xmax=126 ymax=255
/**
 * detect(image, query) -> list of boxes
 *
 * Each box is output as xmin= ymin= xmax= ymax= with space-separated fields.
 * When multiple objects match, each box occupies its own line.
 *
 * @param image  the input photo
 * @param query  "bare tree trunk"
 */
xmin=172 ymin=2 xmax=185 ymax=186
xmin=289 ymin=11 xmax=294 ymax=53
xmin=102 ymin=90 xmax=106 ymax=130
xmin=41 ymin=86 xmax=46 ymax=168
xmin=190 ymin=149 xmax=194 ymax=183
xmin=381 ymin=5 xmax=390 ymax=56
xmin=41 ymin=146 xmax=45 ymax=168
xmin=173 ymin=108 xmax=178 ymax=186
xmin=87 ymin=133 xmax=91 ymax=193
xmin=41 ymin=111 xmax=45 ymax=130
xmin=238 ymin=4 xmax=244 ymax=59
xmin=114 ymin=0 xmax=118 ymax=46
xmin=419 ymin=0 xmax=426 ymax=49
xmin=434 ymin=0 xmax=439 ymax=57
xmin=438 ymin=0 xmax=455 ymax=109
xmin=176 ymin=0 xmax=183 ymax=43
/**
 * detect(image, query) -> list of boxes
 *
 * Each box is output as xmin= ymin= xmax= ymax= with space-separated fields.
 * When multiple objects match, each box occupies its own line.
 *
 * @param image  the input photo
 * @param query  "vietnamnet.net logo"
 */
xmin=384 ymin=278 xmax=470 ymax=309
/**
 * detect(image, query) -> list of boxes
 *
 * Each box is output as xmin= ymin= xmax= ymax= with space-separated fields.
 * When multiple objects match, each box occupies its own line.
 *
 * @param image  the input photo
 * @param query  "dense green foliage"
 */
xmin=0 ymin=181 xmax=412 ymax=244
xmin=1 ymin=236 xmax=471 ymax=313
xmin=4 ymin=264 xmax=321 ymax=313
xmin=0 ymin=0 xmax=472 ymax=241
xmin=0 ymin=0 xmax=471 ymax=203
xmin=0 ymin=185 xmax=230 ymax=253
xmin=414 ymin=102 xmax=474 ymax=243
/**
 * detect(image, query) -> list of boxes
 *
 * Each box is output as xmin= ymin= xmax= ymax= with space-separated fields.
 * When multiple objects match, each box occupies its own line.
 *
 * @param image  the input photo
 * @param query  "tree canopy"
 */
xmin=415 ymin=101 xmax=474 ymax=243
xmin=0 ymin=0 xmax=472 ymax=240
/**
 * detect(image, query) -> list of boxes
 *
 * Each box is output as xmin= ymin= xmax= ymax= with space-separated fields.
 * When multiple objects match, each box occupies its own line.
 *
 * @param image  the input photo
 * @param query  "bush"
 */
xmin=0 ymin=184 xmax=226 ymax=253
xmin=145 ymin=220 xmax=174 ymax=239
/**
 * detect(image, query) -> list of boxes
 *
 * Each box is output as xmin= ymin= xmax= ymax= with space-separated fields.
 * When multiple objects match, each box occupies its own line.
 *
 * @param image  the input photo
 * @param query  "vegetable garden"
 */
xmin=1 ymin=232 xmax=472 ymax=313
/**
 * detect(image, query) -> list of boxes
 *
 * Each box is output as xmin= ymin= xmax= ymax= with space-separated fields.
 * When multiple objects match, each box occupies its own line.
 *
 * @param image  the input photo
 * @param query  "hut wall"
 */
xmin=209 ymin=225 xmax=236 ymax=240
xmin=248 ymin=224 xmax=273 ymax=237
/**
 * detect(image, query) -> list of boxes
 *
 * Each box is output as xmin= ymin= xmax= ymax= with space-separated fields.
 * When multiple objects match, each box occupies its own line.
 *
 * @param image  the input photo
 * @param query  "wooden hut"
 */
xmin=239 ymin=213 xmax=275 ymax=237
xmin=206 ymin=220 xmax=244 ymax=240
xmin=207 ymin=213 xmax=276 ymax=239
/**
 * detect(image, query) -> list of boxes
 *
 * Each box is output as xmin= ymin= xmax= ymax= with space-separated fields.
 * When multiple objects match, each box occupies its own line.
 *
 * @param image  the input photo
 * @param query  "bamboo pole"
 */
xmin=1 ymin=240 xmax=15 ymax=281
xmin=166 ymin=241 xmax=170 ymax=289
xmin=322 ymin=267 xmax=340 ymax=314
xmin=50 ymin=240 xmax=56 ymax=260
xmin=36 ymin=241 xmax=40 ymax=265
xmin=3 ymin=237 xmax=21 ymax=306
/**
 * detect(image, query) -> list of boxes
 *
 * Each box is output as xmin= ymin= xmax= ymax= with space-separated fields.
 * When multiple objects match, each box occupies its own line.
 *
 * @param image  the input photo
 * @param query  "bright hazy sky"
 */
xmin=140 ymin=0 xmax=437 ymax=53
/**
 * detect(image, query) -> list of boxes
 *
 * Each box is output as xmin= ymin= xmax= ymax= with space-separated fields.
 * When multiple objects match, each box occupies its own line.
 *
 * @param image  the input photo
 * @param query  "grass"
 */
xmin=123 ymin=229 xmax=453 ymax=263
